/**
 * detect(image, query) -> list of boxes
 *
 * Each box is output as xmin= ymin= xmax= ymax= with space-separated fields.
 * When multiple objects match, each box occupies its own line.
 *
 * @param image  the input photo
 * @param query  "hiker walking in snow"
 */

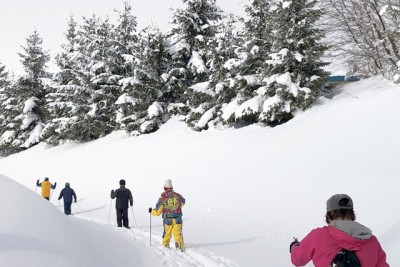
xmin=289 ymin=193 xmax=389 ymax=266
xmin=36 ymin=177 xmax=57 ymax=200
xmin=149 ymin=179 xmax=186 ymax=251
xmin=58 ymin=182 xmax=77 ymax=215
xmin=111 ymin=179 xmax=133 ymax=229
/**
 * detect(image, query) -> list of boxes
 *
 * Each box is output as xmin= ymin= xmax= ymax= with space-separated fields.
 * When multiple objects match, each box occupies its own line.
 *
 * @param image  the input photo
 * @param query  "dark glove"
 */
xmin=37 ymin=179 xmax=39 ymax=184
xmin=289 ymin=238 xmax=300 ymax=253
xmin=111 ymin=190 xmax=115 ymax=194
xmin=75 ymin=199 xmax=77 ymax=203
xmin=148 ymin=207 xmax=152 ymax=213
xmin=54 ymin=182 xmax=57 ymax=187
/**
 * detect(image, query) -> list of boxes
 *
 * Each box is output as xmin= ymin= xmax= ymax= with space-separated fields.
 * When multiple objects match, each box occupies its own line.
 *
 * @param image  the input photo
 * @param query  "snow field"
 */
xmin=0 ymin=76 xmax=399 ymax=266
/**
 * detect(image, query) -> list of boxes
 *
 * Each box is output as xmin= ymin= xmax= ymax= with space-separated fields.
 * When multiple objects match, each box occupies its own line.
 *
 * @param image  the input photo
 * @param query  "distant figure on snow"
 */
xmin=58 ymin=182 xmax=77 ymax=215
xmin=111 ymin=179 xmax=133 ymax=229
xmin=290 ymin=193 xmax=389 ymax=266
xmin=36 ymin=177 xmax=57 ymax=200
xmin=149 ymin=179 xmax=186 ymax=251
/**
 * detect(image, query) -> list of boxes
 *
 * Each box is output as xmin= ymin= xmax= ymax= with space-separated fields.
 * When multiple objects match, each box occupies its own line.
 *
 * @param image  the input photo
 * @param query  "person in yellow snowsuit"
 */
xmin=36 ymin=177 xmax=57 ymax=200
xmin=149 ymin=179 xmax=186 ymax=251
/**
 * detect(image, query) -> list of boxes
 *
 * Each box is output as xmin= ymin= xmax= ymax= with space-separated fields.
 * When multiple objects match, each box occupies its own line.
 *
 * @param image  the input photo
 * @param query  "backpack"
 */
xmin=331 ymin=249 xmax=361 ymax=267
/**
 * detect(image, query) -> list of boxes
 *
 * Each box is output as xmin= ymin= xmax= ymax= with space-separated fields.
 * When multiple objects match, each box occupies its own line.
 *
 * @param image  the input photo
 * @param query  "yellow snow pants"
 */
xmin=162 ymin=218 xmax=183 ymax=248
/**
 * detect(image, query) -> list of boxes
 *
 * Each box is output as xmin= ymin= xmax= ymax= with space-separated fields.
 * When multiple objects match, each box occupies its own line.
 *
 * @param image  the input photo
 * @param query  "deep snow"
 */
xmin=0 ymin=76 xmax=399 ymax=266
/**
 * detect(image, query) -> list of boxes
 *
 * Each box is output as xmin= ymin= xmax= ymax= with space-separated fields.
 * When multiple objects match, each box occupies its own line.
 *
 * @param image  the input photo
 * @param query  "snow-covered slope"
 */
xmin=0 ymin=174 xmax=162 ymax=267
xmin=0 ymin=76 xmax=399 ymax=266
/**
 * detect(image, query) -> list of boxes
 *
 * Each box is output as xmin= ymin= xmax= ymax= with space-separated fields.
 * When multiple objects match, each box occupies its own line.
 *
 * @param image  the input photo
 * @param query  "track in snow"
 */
xmin=77 ymin=215 xmax=239 ymax=267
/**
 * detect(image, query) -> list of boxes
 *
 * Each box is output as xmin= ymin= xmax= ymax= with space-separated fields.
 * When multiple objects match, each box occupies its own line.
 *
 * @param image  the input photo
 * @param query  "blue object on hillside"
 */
xmin=346 ymin=76 xmax=361 ymax=82
xmin=327 ymin=76 xmax=345 ymax=82
xmin=327 ymin=76 xmax=360 ymax=82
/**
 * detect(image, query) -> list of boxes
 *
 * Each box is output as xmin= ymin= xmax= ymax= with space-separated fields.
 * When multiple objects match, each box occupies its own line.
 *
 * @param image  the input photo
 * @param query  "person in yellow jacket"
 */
xmin=149 ymin=179 xmax=186 ymax=251
xmin=36 ymin=177 xmax=57 ymax=200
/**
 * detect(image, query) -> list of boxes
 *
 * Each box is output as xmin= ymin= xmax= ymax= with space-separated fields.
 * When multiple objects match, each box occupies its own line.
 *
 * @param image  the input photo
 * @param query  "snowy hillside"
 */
xmin=0 ymin=76 xmax=399 ymax=266
xmin=0 ymin=174 xmax=162 ymax=267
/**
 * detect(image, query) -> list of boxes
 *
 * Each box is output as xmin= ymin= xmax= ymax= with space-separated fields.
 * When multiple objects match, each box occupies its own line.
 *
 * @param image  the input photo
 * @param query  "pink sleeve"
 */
xmin=291 ymin=230 xmax=316 ymax=266
xmin=375 ymin=237 xmax=389 ymax=267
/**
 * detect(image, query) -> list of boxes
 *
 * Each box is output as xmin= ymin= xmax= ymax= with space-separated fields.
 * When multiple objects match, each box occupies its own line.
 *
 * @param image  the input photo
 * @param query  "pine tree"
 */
xmin=0 ymin=63 xmax=10 ymax=88
xmin=209 ymin=0 xmax=328 ymax=127
xmin=241 ymin=0 xmax=274 ymax=76
xmin=55 ymin=15 xmax=79 ymax=85
xmin=259 ymin=0 xmax=328 ymax=123
xmin=186 ymin=14 xmax=240 ymax=130
xmin=207 ymin=14 xmax=240 ymax=91
xmin=0 ymin=63 xmax=17 ymax=154
xmin=18 ymin=30 xmax=50 ymax=80
xmin=42 ymin=15 xmax=83 ymax=145
xmin=213 ymin=0 xmax=275 ymax=126
xmin=117 ymin=26 xmax=169 ymax=134
xmin=62 ymin=15 xmax=121 ymax=141
xmin=113 ymin=1 xmax=138 ymax=75
xmin=47 ymin=5 xmax=140 ymax=144
xmin=164 ymin=0 xmax=223 ymax=104
xmin=0 ymin=30 xmax=51 ymax=151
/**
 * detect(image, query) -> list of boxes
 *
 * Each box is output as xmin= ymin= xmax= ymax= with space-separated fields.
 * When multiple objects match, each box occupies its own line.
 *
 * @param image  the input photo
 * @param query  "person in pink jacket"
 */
xmin=290 ymin=194 xmax=389 ymax=266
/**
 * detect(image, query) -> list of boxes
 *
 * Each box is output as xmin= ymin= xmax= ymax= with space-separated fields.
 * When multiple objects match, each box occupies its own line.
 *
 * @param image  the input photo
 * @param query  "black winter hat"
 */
xmin=119 ymin=179 xmax=126 ymax=185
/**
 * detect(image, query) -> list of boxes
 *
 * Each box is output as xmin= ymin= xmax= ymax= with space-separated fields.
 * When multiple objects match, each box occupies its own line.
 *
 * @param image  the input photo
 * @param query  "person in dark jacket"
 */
xmin=111 ymin=179 xmax=133 ymax=229
xmin=58 ymin=182 xmax=77 ymax=215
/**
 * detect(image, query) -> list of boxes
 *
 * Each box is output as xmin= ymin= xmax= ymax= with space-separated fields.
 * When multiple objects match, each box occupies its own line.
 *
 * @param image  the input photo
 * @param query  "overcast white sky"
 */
xmin=0 ymin=0 xmax=246 ymax=76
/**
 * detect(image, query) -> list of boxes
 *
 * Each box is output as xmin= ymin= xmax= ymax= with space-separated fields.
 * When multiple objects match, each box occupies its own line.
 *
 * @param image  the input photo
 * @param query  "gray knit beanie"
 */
xmin=326 ymin=194 xmax=353 ymax=212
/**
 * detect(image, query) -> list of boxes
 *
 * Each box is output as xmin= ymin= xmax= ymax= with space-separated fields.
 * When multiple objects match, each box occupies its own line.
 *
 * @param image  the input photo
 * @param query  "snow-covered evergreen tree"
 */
xmin=18 ymin=30 xmax=50 ymax=80
xmin=117 ymin=26 xmax=169 ymax=134
xmin=240 ymin=0 xmax=274 ymax=76
xmin=192 ymin=0 xmax=328 ymax=129
xmin=217 ymin=0 xmax=275 ymax=125
xmin=42 ymin=15 xmax=81 ymax=145
xmin=61 ymin=15 xmax=121 ymax=141
xmin=164 ymin=0 xmax=223 ymax=105
xmin=207 ymin=14 xmax=240 ymax=91
xmin=0 ymin=31 xmax=50 ymax=151
xmin=113 ymin=1 xmax=138 ymax=75
xmin=186 ymin=14 xmax=240 ymax=130
xmin=0 ymin=63 xmax=10 ymax=88
xmin=46 ymin=4 xmax=140 ymax=144
xmin=55 ymin=15 xmax=79 ymax=85
xmin=0 ymin=63 xmax=17 ymax=154
xmin=259 ymin=0 xmax=328 ymax=123
xmin=190 ymin=0 xmax=275 ymax=128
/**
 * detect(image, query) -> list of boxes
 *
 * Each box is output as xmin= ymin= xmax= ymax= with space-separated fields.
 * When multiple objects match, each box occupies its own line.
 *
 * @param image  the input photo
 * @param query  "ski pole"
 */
xmin=180 ymin=233 xmax=185 ymax=252
xmin=76 ymin=202 xmax=84 ymax=212
xmin=130 ymin=206 xmax=138 ymax=228
xmin=149 ymin=213 xmax=152 ymax=246
xmin=181 ymin=223 xmax=185 ymax=252
xmin=108 ymin=199 xmax=113 ymax=224
xmin=35 ymin=179 xmax=39 ymax=192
